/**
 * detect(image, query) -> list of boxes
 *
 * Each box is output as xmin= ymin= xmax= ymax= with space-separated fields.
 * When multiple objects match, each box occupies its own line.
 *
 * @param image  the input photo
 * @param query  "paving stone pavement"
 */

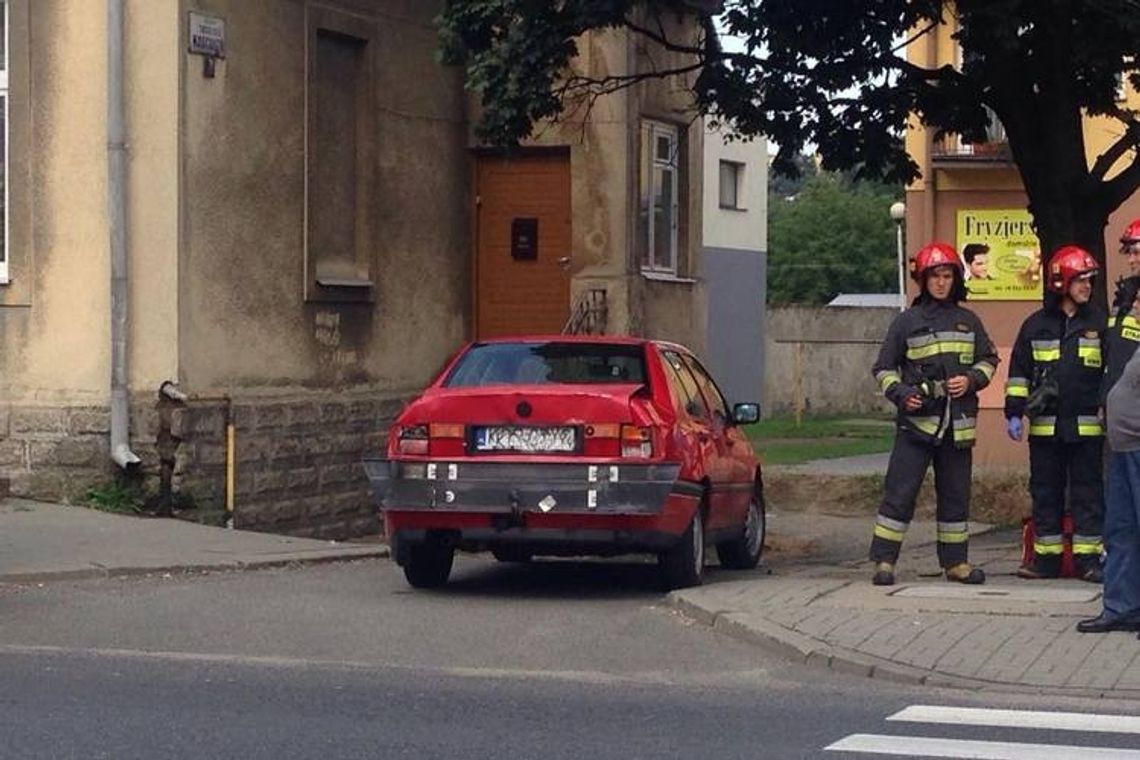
xmin=672 ymin=526 xmax=1140 ymax=699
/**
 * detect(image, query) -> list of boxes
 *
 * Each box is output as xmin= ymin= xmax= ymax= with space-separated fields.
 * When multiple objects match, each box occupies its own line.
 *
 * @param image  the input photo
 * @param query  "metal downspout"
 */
xmin=108 ymin=0 xmax=140 ymax=469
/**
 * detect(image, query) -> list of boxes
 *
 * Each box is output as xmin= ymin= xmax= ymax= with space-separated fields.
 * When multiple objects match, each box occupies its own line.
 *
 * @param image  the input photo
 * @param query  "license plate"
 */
xmin=474 ymin=426 xmax=577 ymax=453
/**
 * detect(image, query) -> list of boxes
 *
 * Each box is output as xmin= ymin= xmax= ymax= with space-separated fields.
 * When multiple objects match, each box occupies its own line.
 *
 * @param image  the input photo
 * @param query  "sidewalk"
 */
xmin=672 ymin=511 xmax=1140 ymax=700
xmin=0 ymin=498 xmax=386 ymax=583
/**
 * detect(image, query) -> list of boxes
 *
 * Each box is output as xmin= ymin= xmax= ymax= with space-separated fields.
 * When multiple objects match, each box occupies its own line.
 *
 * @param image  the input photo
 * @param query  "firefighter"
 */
xmin=869 ymin=242 xmax=999 ymax=586
xmin=1103 ymin=219 xmax=1140 ymax=398
xmin=1005 ymin=245 xmax=1105 ymax=582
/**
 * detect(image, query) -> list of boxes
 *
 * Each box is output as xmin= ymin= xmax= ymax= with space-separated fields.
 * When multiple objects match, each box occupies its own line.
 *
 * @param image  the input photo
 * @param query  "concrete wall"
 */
xmin=623 ymin=11 xmax=707 ymax=353
xmin=763 ymin=306 xmax=896 ymax=416
xmin=0 ymin=0 xmax=180 ymax=402
xmin=181 ymin=0 xmax=469 ymax=393
xmin=701 ymin=124 xmax=767 ymax=406
xmin=0 ymin=0 xmax=466 ymax=535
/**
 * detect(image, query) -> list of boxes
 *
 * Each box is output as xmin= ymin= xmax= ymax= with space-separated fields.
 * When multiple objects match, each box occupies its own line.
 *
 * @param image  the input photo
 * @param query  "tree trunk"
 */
xmin=1028 ymin=199 xmax=1110 ymax=309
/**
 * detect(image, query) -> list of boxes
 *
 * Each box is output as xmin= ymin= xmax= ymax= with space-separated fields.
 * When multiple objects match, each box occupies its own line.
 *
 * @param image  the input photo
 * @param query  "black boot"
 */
xmin=1076 ymin=556 xmax=1104 ymax=584
xmin=872 ymin=562 xmax=896 ymax=586
xmin=1016 ymin=554 xmax=1061 ymax=579
xmin=945 ymin=563 xmax=986 ymax=584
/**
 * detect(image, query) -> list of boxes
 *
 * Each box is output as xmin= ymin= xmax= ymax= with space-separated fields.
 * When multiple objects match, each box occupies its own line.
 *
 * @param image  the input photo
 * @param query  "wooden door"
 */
xmin=475 ymin=153 xmax=572 ymax=338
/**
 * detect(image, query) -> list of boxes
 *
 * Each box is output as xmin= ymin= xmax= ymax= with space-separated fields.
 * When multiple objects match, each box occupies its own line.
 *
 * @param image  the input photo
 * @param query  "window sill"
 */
xmin=641 ymin=270 xmax=697 ymax=284
xmin=316 ymin=277 xmax=373 ymax=289
xmin=718 ymin=204 xmax=748 ymax=212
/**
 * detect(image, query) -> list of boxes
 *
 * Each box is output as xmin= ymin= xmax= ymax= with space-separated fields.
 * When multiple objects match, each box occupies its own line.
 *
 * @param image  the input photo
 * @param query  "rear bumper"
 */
xmin=363 ymin=457 xmax=701 ymax=560
xmin=362 ymin=457 xmax=692 ymax=515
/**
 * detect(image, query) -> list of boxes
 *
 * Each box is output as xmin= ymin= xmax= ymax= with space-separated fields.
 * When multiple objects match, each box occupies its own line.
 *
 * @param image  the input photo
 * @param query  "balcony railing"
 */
xmin=932 ymin=135 xmax=1013 ymax=163
xmin=932 ymin=107 xmax=1013 ymax=164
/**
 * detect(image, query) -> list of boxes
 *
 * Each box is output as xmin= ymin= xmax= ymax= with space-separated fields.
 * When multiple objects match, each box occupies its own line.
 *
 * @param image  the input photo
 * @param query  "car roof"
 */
xmin=467 ymin=335 xmax=691 ymax=353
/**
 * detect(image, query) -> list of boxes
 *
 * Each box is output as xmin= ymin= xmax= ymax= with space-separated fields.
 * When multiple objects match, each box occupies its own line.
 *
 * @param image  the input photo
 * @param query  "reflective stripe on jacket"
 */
xmin=1004 ymin=304 xmax=1106 ymax=441
xmin=872 ymin=299 xmax=999 ymax=449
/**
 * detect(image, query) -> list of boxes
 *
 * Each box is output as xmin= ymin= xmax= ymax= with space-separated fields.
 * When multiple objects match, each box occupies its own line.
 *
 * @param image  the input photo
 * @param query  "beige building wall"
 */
xmin=0 ymin=0 xmax=713 ymax=534
xmin=0 ymin=0 xmax=178 ymax=402
xmin=180 ymin=0 xmax=470 ymax=395
xmin=510 ymin=19 xmax=708 ymax=353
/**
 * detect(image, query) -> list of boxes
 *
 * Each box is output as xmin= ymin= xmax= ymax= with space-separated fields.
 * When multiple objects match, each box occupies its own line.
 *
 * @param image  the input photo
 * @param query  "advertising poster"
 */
xmin=955 ymin=209 xmax=1042 ymax=301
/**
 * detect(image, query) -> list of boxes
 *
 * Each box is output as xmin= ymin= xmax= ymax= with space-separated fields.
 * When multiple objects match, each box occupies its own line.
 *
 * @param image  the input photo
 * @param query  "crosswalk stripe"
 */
xmin=887 ymin=705 xmax=1140 ymax=735
xmin=825 ymin=733 xmax=1140 ymax=759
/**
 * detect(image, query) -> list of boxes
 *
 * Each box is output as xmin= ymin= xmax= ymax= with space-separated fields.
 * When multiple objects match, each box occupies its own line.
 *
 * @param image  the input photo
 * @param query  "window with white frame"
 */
xmin=719 ymin=160 xmax=744 ymax=210
xmin=1 ymin=0 xmax=8 ymax=284
xmin=639 ymin=120 xmax=679 ymax=273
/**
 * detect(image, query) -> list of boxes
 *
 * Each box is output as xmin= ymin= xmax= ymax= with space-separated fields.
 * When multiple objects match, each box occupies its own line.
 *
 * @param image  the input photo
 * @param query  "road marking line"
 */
xmin=888 ymin=705 xmax=1140 ymax=735
xmin=825 ymin=734 xmax=1140 ymax=759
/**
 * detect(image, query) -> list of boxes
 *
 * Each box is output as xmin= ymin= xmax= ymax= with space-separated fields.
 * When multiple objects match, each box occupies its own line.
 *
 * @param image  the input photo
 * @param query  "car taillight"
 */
xmin=620 ymin=425 xmax=653 ymax=458
xmin=428 ymin=423 xmax=466 ymax=457
xmin=397 ymin=424 xmax=429 ymax=455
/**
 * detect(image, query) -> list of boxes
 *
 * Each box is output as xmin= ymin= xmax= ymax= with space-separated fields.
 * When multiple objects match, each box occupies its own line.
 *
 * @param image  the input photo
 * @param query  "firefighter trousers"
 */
xmin=1028 ymin=438 xmax=1104 ymax=568
xmin=870 ymin=428 xmax=972 ymax=568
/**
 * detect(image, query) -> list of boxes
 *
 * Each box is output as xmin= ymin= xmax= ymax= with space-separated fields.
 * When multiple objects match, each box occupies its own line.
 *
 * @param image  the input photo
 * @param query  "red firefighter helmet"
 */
xmin=1046 ymin=245 xmax=1099 ymax=294
xmin=909 ymin=242 xmax=963 ymax=282
xmin=1121 ymin=219 xmax=1140 ymax=248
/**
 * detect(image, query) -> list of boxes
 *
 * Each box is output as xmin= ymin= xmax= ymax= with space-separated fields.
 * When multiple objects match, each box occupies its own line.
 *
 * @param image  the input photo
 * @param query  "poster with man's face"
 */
xmin=956 ymin=209 xmax=1043 ymax=300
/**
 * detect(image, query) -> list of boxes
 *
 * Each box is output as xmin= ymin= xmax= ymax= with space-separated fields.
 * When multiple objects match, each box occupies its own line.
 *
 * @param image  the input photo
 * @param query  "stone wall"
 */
xmin=0 ymin=392 xmax=405 ymax=540
xmin=0 ymin=405 xmax=123 ymax=501
xmin=763 ymin=305 xmax=898 ymax=417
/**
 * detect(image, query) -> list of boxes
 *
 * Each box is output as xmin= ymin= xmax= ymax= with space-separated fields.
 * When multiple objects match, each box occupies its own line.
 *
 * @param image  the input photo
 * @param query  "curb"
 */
xmin=668 ymin=590 xmax=1140 ymax=702
xmin=0 ymin=547 xmax=389 ymax=585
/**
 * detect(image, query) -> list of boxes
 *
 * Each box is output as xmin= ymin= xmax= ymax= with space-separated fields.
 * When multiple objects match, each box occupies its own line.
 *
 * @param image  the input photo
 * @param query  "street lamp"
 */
xmin=889 ymin=201 xmax=907 ymax=311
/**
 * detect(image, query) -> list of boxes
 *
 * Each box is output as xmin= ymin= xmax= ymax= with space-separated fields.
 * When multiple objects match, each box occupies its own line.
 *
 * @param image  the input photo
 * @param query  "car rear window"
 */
xmin=443 ymin=342 xmax=647 ymax=387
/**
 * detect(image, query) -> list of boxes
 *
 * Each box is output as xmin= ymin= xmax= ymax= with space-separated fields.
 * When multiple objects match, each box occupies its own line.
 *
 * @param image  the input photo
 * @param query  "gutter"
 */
xmin=108 ymin=0 xmax=140 ymax=469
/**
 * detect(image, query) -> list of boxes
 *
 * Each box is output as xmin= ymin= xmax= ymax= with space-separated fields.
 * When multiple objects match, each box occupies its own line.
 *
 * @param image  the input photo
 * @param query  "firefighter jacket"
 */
xmin=1004 ymin=303 xmax=1106 ymax=441
xmin=873 ymin=299 xmax=999 ymax=449
xmin=1103 ymin=276 xmax=1140 ymax=400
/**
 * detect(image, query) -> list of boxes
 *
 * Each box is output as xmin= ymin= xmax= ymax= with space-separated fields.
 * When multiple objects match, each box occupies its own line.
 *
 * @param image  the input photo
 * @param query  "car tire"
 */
xmin=658 ymin=508 xmax=705 ymax=590
xmin=716 ymin=493 xmax=766 ymax=570
xmin=491 ymin=547 xmax=534 ymax=563
xmin=403 ymin=540 xmax=455 ymax=589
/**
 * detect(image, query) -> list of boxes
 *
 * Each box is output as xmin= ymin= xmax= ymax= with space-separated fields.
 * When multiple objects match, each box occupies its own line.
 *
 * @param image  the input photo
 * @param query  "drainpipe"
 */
xmin=108 ymin=0 xmax=140 ymax=469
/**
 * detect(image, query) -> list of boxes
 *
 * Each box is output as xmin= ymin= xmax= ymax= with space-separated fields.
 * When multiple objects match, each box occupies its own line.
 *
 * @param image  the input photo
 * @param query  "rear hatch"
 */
xmin=400 ymin=384 xmax=658 ymax=458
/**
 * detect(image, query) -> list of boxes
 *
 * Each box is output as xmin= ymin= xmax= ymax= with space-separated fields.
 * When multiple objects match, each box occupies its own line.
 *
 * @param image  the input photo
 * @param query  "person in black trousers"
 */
xmin=1005 ymin=245 xmax=1105 ymax=582
xmin=869 ymin=242 xmax=999 ymax=586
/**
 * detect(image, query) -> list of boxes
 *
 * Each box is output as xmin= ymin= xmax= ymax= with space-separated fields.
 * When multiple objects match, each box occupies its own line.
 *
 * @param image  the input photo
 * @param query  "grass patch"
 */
xmin=84 ymin=480 xmax=146 ymax=515
xmin=759 ymin=438 xmax=894 ymax=465
xmin=764 ymin=468 xmax=1029 ymax=529
xmin=745 ymin=414 xmax=895 ymax=465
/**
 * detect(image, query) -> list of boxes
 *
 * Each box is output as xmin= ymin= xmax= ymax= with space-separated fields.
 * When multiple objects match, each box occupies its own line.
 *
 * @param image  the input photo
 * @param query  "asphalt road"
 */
xmin=2 ymin=556 xmax=1138 ymax=759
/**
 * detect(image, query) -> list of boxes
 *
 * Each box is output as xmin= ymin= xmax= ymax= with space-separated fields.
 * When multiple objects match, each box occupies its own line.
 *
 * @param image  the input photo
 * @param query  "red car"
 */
xmin=364 ymin=336 xmax=764 ymax=590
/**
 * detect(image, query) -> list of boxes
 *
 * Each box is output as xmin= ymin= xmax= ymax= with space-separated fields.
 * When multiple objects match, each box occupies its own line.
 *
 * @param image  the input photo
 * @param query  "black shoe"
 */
xmin=1076 ymin=613 xmax=1140 ymax=633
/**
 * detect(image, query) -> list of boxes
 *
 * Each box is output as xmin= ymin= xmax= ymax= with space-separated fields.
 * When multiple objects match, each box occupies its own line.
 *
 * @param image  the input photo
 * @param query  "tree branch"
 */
xmin=1099 ymin=149 xmax=1140 ymax=214
xmin=1090 ymin=113 xmax=1140 ymax=181
xmin=555 ymin=60 xmax=708 ymax=100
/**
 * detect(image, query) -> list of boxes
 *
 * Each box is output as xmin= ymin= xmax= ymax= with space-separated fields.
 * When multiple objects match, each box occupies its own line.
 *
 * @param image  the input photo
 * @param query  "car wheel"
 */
xmin=403 ymin=540 xmax=455 ymax=589
xmin=491 ymin=547 xmax=533 ymax=563
xmin=658 ymin=508 xmax=705 ymax=590
xmin=716 ymin=494 xmax=766 ymax=570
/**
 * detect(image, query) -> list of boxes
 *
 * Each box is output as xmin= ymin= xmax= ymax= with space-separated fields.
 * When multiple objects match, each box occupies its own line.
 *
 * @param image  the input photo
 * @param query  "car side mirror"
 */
xmin=731 ymin=402 xmax=760 ymax=425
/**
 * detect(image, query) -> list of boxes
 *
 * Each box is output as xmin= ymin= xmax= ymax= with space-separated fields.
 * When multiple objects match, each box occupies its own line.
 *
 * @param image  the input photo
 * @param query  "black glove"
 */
xmin=1025 ymin=377 xmax=1059 ymax=418
xmin=1113 ymin=276 xmax=1140 ymax=315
